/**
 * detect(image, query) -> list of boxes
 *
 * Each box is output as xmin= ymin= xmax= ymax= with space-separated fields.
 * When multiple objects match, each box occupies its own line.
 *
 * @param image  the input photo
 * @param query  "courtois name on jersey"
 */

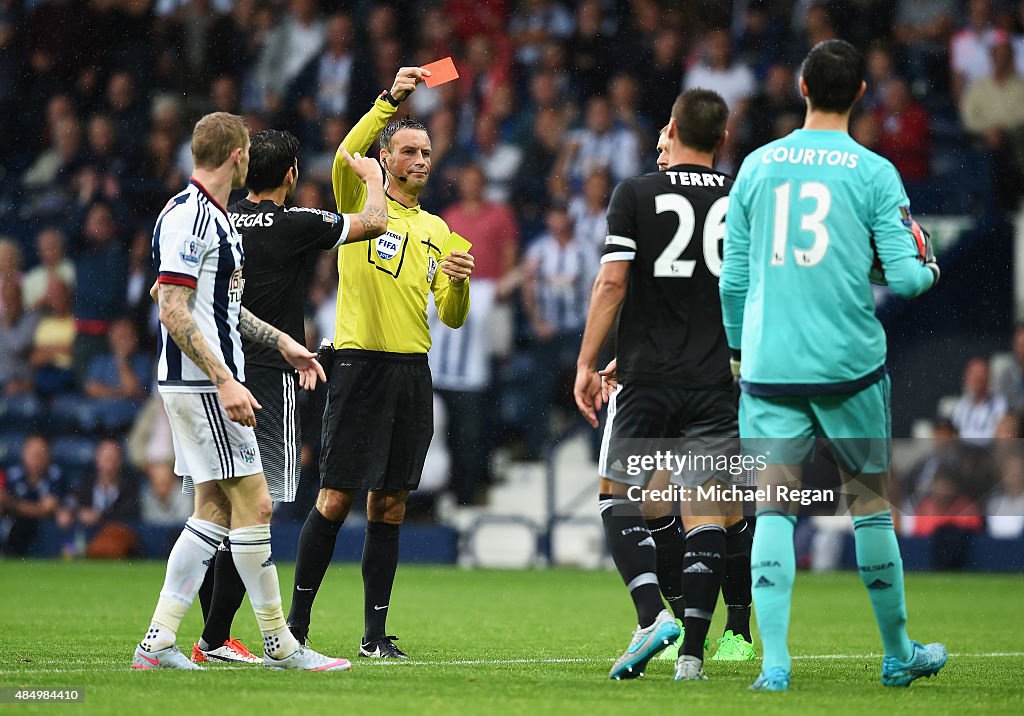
xmin=602 ymin=164 xmax=734 ymax=389
xmin=153 ymin=179 xmax=246 ymax=393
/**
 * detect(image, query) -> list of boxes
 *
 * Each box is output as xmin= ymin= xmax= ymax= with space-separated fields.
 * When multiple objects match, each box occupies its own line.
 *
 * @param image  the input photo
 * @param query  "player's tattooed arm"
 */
xmin=238 ymin=307 xmax=283 ymax=349
xmin=158 ymin=283 xmax=233 ymax=387
xmin=338 ymin=147 xmax=388 ymax=243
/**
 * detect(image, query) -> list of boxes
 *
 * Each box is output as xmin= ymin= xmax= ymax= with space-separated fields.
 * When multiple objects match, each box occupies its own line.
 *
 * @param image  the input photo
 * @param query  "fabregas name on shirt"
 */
xmin=230 ymin=211 xmax=275 ymax=228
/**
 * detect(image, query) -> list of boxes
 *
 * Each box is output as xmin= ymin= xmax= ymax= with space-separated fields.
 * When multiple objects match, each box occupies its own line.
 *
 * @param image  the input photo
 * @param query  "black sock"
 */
xmin=362 ymin=521 xmax=401 ymax=642
xmin=681 ymin=524 xmax=726 ymax=659
xmin=288 ymin=507 xmax=343 ymax=639
xmin=197 ymin=549 xmax=217 ymax=621
xmin=647 ymin=515 xmax=685 ymax=621
xmin=201 ymin=538 xmax=247 ymax=649
xmin=722 ymin=520 xmax=753 ymax=642
xmin=600 ymin=494 xmax=663 ymax=629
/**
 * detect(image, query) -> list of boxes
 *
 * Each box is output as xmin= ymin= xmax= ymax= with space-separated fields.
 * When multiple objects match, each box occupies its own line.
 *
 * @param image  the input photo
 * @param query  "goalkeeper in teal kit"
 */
xmin=720 ymin=40 xmax=946 ymax=692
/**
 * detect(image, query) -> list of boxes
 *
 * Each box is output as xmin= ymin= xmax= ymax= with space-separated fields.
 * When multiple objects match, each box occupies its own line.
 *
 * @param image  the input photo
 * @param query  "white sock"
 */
xmin=142 ymin=518 xmax=227 ymax=651
xmin=230 ymin=524 xmax=299 ymax=659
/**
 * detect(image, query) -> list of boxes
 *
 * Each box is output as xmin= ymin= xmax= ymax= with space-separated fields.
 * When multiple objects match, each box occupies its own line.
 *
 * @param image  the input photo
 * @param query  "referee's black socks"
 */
xmin=288 ymin=507 xmax=344 ymax=640
xmin=362 ymin=521 xmax=400 ymax=642
xmin=681 ymin=524 xmax=726 ymax=660
xmin=647 ymin=515 xmax=685 ymax=621
xmin=599 ymin=494 xmax=664 ymax=629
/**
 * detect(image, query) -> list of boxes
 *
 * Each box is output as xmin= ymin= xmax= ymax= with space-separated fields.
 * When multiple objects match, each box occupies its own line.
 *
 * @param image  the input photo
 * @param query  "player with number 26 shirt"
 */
xmin=575 ymin=89 xmax=748 ymax=683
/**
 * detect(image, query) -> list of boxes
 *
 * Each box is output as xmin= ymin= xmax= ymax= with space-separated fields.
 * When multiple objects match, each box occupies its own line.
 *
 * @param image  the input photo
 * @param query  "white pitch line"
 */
xmin=1 ymin=652 xmax=1021 ymax=675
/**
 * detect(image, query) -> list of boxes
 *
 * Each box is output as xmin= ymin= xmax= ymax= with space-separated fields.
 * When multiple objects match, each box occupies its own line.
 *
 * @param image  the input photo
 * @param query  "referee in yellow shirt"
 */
xmin=288 ymin=67 xmax=475 ymax=659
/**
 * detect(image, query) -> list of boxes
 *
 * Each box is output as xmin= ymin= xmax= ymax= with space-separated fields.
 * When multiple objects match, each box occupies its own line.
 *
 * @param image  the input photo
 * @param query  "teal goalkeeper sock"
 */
xmin=852 ymin=511 xmax=913 ymax=661
xmin=750 ymin=512 xmax=797 ymax=672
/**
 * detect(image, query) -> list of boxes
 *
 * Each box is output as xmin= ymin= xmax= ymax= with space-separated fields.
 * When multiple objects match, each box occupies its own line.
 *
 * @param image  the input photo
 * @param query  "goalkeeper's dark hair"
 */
xmin=801 ymin=39 xmax=865 ymax=113
xmin=670 ymin=89 xmax=728 ymax=153
xmin=381 ymin=117 xmax=429 ymax=151
xmin=246 ymin=129 xmax=299 ymax=194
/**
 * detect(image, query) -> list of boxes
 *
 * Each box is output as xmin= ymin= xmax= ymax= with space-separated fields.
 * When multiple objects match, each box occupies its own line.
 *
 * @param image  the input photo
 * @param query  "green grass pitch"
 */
xmin=1 ymin=561 xmax=1022 ymax=715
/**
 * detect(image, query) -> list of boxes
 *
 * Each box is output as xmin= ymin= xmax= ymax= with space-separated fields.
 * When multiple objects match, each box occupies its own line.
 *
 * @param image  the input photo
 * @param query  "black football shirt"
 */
xmin=602 ymin=164 xmax=733 ymax=389
xmin=229 ymin=198 xmax=349 ymax=371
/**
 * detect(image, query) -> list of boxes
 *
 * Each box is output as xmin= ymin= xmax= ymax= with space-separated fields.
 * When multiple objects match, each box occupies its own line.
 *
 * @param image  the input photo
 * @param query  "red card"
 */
xmin=422 ymin=57 xmax=459 ymax=88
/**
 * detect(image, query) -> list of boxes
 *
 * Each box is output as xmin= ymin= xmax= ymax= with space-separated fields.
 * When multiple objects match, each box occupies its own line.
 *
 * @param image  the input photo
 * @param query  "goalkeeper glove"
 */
xmin=912 ymin=220 xmax=940 ymax=287
xmin=730 ymin=349 xmax=741 ymax=381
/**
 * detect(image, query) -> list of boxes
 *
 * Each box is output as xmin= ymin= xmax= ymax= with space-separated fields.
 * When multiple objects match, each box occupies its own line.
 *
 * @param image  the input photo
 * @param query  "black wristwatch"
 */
xmin=380 ymin=89 xmax=401 ymax=107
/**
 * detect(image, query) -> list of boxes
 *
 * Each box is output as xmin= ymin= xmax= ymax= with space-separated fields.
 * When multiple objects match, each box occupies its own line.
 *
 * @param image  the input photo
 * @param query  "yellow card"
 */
xmin=444 ymin=232 xmax=472 ymax=255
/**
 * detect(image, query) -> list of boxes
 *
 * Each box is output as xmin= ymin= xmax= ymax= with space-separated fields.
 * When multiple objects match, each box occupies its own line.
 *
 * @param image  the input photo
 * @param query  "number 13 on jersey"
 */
xmin=771 ymin=181 xmax=832 ymax=267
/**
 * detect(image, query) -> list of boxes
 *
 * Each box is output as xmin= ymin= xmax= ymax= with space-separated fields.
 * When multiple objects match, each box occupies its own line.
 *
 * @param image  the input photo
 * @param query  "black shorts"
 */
xmin=599 ymin=383 xmax=739 ymax=488
xmin=319 ymin=349 xmax=433 ymax=492
xmin=246 ymin=365 xmax=300 ymax=502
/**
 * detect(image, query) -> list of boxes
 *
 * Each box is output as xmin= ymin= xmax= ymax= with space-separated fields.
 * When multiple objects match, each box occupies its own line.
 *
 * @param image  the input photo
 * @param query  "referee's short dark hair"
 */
xmin=801 ymin=39 xmax=865 ymax=114
xmin=246 ymin=129 xmax=299 ymax=194
xmin=670 ymin=89 xmax=729 ymax=153
xmin=381 ymin=118 xmax=429 ymax=151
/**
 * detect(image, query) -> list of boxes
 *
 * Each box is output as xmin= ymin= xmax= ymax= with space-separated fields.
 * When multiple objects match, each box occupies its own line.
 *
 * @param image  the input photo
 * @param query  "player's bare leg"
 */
xmin=359 ymin=490 xmax=410 ymax=658
xmin=839 ymin=468 xmax=947 ymax=686
xmin=288 ymin=487 xmax=357 ymax=643
xmin=133 ymin=483 xmax=231 ymax=670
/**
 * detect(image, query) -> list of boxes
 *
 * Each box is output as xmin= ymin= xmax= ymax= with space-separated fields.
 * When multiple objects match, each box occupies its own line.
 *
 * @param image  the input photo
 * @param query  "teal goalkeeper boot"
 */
xmin=750 ymin=667 xmax=791 ymax=691
xmin=881 ymin=641 xmax=947 ymax=687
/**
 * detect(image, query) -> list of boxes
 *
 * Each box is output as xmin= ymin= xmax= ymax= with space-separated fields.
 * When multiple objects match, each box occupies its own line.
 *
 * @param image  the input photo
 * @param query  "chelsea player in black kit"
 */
xmin=574 ymin=90 xmax=750 ymax=682
xmin=191 ymin=129 xmax=388 ymax=665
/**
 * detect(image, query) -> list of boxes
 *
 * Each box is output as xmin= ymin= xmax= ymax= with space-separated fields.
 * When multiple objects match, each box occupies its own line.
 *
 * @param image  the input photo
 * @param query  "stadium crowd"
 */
xmin=1 ymin=0 xmax=1023 ymax=558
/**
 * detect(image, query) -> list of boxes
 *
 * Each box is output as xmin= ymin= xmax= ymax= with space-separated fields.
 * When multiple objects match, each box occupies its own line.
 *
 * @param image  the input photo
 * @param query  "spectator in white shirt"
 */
xmin=559 ymin=96 xmax=639 ymax=193
xmin=952 ymin=357 xmax=1008 ymax=444
xmin=256 ymin=0 xmax=325 ymax=112
xmin=22 ymin=228 xmax=74 ymax=311
xmin=993 ymin=325 xmax=1024 ymax=412
xmin=684 ymin=29 xmax=756 ymax=116
xmin=987 ymin=452 xmax=1024 ymax=539
xmin=472 ymin=113 xmax=523 ymax=204
xmin=568 ymin=168 xmax=610 ymax=254
xmin=951 ymin=0 xmax=1001 ymax=100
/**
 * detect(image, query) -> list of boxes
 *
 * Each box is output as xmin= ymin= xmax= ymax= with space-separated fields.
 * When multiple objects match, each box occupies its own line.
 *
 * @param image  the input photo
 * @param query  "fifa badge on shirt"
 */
xmin=375 ymin=231 xmax=402 ymax=261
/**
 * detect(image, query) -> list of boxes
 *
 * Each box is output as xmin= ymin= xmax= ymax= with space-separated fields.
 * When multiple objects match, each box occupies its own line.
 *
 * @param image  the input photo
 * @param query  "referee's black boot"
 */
xmin=358 ymin=636 xmax=408 ymax=659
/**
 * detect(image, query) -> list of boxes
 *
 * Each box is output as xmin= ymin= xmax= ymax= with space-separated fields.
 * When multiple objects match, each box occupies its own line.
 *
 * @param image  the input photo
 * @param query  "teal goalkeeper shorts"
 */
xmin=739 ymin=376 xmax=892 ymax=475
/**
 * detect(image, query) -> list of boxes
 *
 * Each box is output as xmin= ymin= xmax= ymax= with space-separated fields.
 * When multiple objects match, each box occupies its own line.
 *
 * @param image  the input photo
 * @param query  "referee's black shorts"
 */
xmin=319 ymin=349 xmax=433 ymax=492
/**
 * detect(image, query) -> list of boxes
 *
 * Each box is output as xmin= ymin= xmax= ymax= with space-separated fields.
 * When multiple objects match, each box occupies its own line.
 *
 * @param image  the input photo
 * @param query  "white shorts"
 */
xmin=162 ymin=391 xmax=263 ymax=485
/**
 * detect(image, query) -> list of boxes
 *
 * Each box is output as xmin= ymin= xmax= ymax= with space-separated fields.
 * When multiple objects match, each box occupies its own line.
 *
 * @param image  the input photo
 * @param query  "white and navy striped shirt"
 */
xmin=525 ymin=234 xmax=598 ymax=332
xmin=428 ymin=279 xmax=496 ymax=392
xmin=153 ymin=178 xmax=246 ymax=393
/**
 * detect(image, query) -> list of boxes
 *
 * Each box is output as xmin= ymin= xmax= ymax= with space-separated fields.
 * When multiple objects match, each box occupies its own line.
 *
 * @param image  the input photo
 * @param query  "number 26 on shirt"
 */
xmin=653 ymin=193 xmax=728 ymax=278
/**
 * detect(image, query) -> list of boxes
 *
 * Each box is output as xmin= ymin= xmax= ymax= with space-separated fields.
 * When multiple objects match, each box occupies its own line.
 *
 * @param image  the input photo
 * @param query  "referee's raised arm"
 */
xmin=331 ymin=67 xmax=430 ymax=214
